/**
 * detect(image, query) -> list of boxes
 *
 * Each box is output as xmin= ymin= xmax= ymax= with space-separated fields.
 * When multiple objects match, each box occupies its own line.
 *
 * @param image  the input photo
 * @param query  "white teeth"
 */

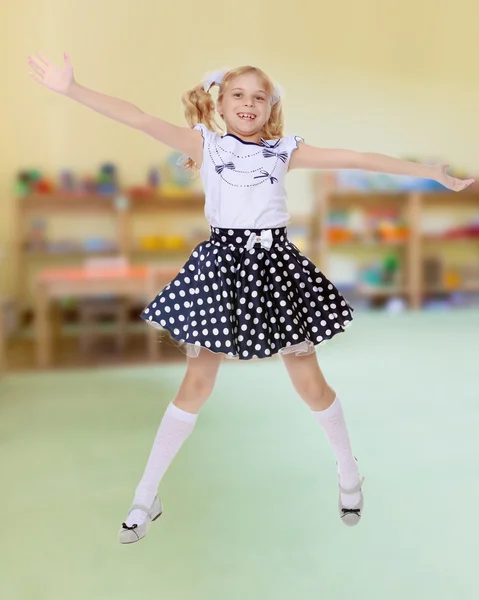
xmin=239 ymin=114 xmax=255 ymax=119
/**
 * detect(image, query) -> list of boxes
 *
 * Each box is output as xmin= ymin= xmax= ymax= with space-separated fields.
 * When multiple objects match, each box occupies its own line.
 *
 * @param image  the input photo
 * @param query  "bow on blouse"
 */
xmin=215 ymin=162 xmax=235 ymax=174
xmin=245 ymin=230 xmax=273 ymax=251
xmin=262 ymin=148 xmax=288 ymax=162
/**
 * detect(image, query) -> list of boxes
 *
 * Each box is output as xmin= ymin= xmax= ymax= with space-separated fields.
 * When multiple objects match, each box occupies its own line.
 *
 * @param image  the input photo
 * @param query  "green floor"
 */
xmin=1 ymin=309 xmax=478 ymax=599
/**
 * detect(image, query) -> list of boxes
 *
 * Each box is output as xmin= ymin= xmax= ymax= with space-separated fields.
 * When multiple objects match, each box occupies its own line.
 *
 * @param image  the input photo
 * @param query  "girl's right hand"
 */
xmin=28 ymin=52 xmax=75 ymax=95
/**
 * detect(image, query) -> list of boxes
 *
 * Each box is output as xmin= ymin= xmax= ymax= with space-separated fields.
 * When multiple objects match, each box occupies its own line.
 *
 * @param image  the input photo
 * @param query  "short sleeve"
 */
xmin=193 ymin=123 xmax=215 ymax=147
xmin=283 ymin=134 xmax=304 ymax=169
xmin=284 ymin=134 xmax=304 ymax=153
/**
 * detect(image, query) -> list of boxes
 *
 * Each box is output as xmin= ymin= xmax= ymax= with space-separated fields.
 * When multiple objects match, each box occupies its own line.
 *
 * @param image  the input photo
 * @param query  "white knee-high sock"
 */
xmin=125 ymin=402 xmax=198 ymax=526
xmin=311 ymin=395 xmax=361 ymax=508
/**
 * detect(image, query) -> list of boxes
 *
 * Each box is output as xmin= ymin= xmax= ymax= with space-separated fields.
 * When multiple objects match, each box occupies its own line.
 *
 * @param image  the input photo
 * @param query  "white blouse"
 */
xmin=193 ymin=124 xmax=304 ymax=230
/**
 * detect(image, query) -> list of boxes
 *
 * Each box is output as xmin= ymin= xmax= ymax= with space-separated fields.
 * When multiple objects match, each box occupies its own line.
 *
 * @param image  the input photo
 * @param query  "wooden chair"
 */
xmin=77 ymin=256 xmax=130 ymax=356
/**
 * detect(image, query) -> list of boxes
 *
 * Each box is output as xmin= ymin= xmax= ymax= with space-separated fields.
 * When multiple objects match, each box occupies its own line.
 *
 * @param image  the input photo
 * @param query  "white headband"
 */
xmin=203 ymin=67 xmax=282 ymax=105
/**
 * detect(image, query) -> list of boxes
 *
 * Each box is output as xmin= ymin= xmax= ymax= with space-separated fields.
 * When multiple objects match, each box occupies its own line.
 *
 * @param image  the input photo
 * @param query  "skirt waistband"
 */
xmin=209 ymin=226 xmax=287 ymax=251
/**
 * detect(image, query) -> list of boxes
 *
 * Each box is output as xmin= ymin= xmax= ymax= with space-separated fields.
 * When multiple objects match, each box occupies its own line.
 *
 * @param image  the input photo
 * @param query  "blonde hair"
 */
xmin=181 ymin=65 xmax=284 ymax=173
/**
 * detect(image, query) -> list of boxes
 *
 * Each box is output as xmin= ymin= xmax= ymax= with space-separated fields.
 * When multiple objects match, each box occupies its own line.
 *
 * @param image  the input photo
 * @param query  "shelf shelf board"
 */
xmin=327 ymin=239 xmax=407 ymax=249
xmin=20 ymin=193 xmax=117 ymax=212
xmin=19 ymin=191 xmax=205 ymax=213
xmin=327 ymin=191 xmax=409 ymax=209
xmin=425 ymin=283 xmax=479 ymax=294
xmin=132 ymin=248 xmax=193 ymax=255
xmin=356 ymin=285 xmax=408 ymax=297
xmin=129 ymin=193 xmax=204 ymax=212
xmin=420 ymin=191 xmax=479 ymax=205
xmin=24 ymin=248 xmax=120 ymax=258
xmin=422 ymin=235 xmax=479 ymax=243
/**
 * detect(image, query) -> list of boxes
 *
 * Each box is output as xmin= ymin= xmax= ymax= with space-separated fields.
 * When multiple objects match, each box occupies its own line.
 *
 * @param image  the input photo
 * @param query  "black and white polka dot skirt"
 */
xmin=141 ymin=226 xmax=354 ymax=360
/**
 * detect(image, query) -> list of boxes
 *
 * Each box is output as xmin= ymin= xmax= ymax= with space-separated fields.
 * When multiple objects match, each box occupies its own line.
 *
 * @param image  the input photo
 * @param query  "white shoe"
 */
xmin=118 ymin=496 xmax=162 ymax=544
xmin=337 ymin=459 xmax=364 ymax=527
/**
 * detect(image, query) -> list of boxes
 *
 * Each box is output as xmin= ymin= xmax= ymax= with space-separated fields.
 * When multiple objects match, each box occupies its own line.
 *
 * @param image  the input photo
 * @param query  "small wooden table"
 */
xmin=34 ymin=265 xmax=179 ymax=368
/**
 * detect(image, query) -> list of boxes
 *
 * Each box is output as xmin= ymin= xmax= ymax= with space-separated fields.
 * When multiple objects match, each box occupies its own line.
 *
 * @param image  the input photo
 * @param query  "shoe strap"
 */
xmin=128 ymin=503 xmax=151 ymax=516
xmin=339 ymin=476 xmax=365 ymax=495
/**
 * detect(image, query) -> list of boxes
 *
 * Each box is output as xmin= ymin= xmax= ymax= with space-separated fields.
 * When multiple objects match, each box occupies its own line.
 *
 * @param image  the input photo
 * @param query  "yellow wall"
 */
xmin=2 ymin=0 xmax=478 ymax=295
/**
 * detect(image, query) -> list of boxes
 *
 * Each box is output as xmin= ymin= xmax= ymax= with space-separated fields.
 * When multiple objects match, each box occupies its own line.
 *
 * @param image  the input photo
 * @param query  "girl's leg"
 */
xmin=124 ymin=347 xmax=224 ymax=526
xmin=280 ymin=351 xmax=361 ymax=509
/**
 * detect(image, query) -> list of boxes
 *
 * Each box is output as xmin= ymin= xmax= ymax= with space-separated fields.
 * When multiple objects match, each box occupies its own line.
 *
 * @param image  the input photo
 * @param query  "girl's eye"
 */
xmin=233 ymin=93 xmax=265 ymax=101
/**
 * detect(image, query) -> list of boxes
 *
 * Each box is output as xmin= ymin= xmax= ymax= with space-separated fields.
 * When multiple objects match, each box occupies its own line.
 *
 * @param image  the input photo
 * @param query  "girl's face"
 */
xmin=217 ymin=72 xmax=272 ymax=140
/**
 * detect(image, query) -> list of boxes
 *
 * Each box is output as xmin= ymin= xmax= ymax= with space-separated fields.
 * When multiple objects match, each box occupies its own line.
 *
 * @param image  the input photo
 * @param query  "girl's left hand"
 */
xmin=433 ymin=164 xmax=475 ymax=192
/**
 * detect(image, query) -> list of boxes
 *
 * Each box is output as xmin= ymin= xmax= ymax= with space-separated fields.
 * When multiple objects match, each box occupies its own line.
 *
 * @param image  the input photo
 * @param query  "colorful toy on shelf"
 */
xmin=139 ymin=235 xmax=163 ymax=251
xmin=96 ymin=163 xmax=119 ymax=195
xmin=148 ymin=166 xmax=161 ymax=190
xmin=15 ymin=169 xmax=55 ymax=196
xmin=360 ymin=253 xmax=402 ymax=288
xmin=327 ymin=227 xmax=355 ymax=244
xmin=82 ymin=238 xmax=118 ymax=253
xmin=443 ymin=268 xmax=461 ymax=290
xmin=327 ymin=207 xmax=408 ymax=243
xmin=59 ymin=169 xmax=77 ymax=192
xmin=138 ymin=234 xmax=188 ymax=252
xmin=377 ymin=219 xmax=408 ymax=242
xmin=382 ymin=253 xmax=400 ymax=285
xmin=327 ymin=210 xmax=355 ymax=243
xmin=364 ymin=207 xmax=408 ymax=241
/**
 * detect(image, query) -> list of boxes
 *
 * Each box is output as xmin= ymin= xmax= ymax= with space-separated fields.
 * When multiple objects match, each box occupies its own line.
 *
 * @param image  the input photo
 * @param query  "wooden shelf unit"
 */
xmin=308 ymin=173 xmax=479 ymax=309
xmin=13 ymin=191 xmax=206 ymax=306
xmin=13 ymin=185 xmax=479 ymax=313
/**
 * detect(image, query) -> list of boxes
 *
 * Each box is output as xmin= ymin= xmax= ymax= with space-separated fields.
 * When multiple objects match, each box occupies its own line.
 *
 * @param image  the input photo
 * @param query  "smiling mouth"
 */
xmin=237 ymin=113 xmax=256 ymax=120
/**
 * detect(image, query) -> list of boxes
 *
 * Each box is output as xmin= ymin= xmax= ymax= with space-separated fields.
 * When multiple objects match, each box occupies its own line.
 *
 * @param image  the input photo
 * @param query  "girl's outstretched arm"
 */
xmin=289 ymin=143 xmax=475 ymax=192
xmin=27 ymin=51 xmax=203 ymax=165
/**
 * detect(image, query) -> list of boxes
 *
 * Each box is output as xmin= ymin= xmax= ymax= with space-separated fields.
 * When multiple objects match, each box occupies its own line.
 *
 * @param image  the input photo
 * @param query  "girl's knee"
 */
xmin=184 ymin=372 xmax=217 ymax=399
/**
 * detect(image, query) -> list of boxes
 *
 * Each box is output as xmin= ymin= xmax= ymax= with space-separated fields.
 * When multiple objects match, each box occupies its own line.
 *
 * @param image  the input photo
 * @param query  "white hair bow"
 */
xmin=271 ymin=83 xmax=284 ymax=106
xmin=203 ymin=68 xmax=283 ymax=105
xmin=203 ymin=68 xmax=231 ymax=93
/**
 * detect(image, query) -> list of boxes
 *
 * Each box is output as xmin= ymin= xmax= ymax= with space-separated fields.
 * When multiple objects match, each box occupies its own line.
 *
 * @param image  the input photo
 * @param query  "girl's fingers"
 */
xmin=36 ymin=52 xmax=51 ymax=68
xmin=28 ymin=57 xmax=45 ymax=76
xmin=459 ymin=180 xmax=473 ymax=191
xmin=29 ymin=72 xmax=43 ymax=84
xmin=30 ymin=62 xmax=44 ymax=77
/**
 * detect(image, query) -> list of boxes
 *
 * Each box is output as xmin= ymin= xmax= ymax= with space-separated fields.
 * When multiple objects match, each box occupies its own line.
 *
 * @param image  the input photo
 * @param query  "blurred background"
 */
xmin=1 ymin=1 xmax=478 ymax=599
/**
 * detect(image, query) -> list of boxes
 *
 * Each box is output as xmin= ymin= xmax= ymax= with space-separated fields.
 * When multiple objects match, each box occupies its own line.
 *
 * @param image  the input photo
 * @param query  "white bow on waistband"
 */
xmin=245 ymin=230 xmax=273 ymax=251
